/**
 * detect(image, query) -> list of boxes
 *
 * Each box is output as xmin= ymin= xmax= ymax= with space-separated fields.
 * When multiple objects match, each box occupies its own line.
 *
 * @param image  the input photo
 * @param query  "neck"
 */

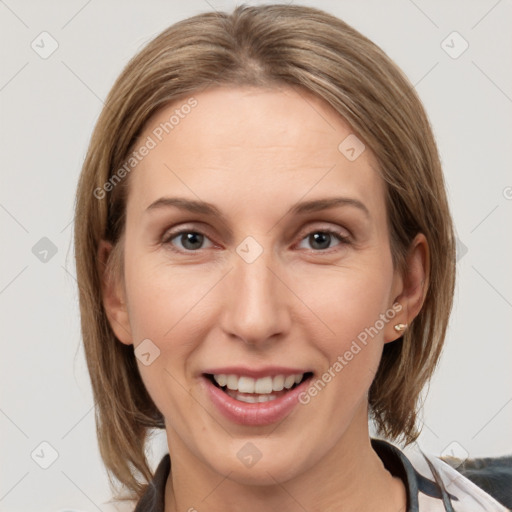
xmin=164 ymin=405 xmax=406 ymax=512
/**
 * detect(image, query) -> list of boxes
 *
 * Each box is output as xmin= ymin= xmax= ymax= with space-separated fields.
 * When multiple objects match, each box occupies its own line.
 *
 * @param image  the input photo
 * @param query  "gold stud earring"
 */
xmin=394 ymin=323 xmax=407 ymax=332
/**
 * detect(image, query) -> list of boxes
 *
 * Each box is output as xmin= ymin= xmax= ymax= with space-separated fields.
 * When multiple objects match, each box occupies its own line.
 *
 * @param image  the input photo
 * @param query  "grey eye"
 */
xmin=166 ymin=231 xmax=213 ymax=251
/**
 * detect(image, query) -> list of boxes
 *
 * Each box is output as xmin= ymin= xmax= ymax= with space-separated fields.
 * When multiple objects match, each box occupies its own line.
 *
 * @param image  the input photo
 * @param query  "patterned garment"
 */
xmin=134 ymin=438 xmax=510 ymax=511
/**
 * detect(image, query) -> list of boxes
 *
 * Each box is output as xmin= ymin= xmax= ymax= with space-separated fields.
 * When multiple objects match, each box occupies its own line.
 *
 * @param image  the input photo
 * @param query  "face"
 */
xmin=103 ymin=85 xmax=415 ymax=485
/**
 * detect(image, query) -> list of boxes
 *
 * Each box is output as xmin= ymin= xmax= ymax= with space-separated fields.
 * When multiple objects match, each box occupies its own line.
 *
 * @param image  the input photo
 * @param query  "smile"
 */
xmin=201 ymin=370 xmax=314 ymax=426
xmin=209 ymin=373 xmax=310 ymax=403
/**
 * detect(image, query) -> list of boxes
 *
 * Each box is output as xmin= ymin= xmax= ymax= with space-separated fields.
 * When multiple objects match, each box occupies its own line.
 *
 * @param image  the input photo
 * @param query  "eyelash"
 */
xmin=161 ymin=227 xmax=351 ymax=254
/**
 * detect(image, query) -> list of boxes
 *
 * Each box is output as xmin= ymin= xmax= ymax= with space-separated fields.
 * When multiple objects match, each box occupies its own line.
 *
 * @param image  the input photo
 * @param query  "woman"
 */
xmin=74 ymin=4 xmax=508 ymax=511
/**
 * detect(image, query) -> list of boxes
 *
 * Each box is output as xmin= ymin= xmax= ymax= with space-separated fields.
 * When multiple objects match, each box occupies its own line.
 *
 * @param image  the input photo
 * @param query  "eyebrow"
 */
xmin=145 ymin=196 xmax=370 ymax=219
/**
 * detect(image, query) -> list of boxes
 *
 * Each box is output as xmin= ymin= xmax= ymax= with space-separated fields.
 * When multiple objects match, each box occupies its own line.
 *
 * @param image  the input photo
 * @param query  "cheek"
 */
xmin=297 ymin=260 xmax=394 ymax=344
xmin=123 ymin=253 xmax=223 ymax=393
xmin=123 ymin=258 xmax=210 ymax=418
xmin=124 ymin=251 xmax=207 ymax=340
xmin=291 ymin=269 xmax=393 ymax=438
xmin=295 ymin=259 xmax=394 ymax=396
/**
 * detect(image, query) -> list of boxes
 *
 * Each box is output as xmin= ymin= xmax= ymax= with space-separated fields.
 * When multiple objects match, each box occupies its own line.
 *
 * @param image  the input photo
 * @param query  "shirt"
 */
xmin=133 ymin=438 xmax=509 ymax=511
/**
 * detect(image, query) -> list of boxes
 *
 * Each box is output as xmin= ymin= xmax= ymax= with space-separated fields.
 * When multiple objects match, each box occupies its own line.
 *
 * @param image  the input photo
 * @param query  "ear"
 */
xmin=97 ymin=239 xmax=133 ymax=346
xmin=384 ymin=233 xmax=429 ymax=343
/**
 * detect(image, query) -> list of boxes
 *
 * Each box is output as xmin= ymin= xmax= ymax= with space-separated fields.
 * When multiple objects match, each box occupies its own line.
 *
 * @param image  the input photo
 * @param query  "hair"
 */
xmin=74 ymin=3 xmax=456 ymax=502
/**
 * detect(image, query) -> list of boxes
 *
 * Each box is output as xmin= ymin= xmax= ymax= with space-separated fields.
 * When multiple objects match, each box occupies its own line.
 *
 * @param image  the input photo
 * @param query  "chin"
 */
xmin=196 ymin=434 xmax=321 ymax=487
xmin=216 ymin=456 xmax=307 ymax=487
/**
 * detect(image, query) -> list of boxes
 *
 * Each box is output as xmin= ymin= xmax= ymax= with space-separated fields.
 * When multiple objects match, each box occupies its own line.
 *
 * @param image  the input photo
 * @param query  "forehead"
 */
xmin=126 ymin=86 xmax=385 ymax=218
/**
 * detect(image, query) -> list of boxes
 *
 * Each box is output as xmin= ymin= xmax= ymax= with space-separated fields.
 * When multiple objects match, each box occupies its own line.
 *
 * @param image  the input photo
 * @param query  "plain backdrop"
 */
xmin=1 ymin=0 xmax=511 ymax=511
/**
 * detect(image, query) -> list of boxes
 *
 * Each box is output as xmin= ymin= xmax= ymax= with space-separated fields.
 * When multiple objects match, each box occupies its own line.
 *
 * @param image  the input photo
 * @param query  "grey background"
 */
xmin=1 ymin=0 xmax=511 ymax=510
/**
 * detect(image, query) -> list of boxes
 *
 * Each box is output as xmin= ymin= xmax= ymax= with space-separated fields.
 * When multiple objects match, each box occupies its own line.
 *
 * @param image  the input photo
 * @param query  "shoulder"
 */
xmin=450 ymin=455 xmax=512 ymax=510
xmin=407 ymin=447 xmax=510 ymax=512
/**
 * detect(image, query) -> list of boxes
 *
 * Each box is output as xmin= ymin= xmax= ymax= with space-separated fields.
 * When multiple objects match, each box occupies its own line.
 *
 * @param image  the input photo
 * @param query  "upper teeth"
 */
xmin=213 ymin=373 xmax=304 ymax=394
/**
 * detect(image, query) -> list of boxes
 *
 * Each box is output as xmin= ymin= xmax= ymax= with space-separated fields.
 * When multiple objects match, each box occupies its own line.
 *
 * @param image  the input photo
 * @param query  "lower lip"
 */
xmin=201 ymin=375 xmax=312 ymax=426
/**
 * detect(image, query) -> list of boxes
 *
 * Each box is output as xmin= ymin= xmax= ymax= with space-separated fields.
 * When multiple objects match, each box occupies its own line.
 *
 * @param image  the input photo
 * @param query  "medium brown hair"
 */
xmin=74 ymin=3 xmax=455 ymax=502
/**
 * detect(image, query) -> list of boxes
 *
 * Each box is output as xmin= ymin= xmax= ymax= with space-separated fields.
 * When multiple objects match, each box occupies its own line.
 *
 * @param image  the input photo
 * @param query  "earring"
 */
xmin=394 ymin=323 xmax=407 ymax=332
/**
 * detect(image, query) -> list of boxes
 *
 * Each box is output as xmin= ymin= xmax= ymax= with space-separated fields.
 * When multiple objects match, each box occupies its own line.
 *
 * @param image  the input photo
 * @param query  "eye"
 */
xmin=296 ymin=229 xmax=350 ymax=251
xmin=163 ymin=230 xmax=214 ymax=252
xmin=162 ymin=227 xmax=350 ymax=254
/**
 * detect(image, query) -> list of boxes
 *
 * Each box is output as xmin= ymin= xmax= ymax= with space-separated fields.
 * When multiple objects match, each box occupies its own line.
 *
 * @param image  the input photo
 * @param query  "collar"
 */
xmin=371 ymin=438 xmax=456 ymax=512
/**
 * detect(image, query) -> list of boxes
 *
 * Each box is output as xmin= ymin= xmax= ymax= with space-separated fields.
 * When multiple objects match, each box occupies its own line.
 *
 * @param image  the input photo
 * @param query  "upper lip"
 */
xmin=202 ymin=366 xmax=313 ymax=379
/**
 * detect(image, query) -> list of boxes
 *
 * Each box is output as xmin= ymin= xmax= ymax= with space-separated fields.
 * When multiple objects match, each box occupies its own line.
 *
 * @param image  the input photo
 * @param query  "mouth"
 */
xmin=204 ymin=372 xmax=314 ymax=403
xmin=201 ymin=370 xmax=314 ymax=426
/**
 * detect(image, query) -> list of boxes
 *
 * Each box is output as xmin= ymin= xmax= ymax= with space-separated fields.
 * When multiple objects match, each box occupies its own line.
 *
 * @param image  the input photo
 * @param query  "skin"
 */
xmin=100 ymin=85 xmax=428 ymax=512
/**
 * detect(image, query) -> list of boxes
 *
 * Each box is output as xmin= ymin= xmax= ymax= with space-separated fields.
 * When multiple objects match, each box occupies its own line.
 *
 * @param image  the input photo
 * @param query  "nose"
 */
xmin=219 ymin=244 xmax=292 ymax=347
